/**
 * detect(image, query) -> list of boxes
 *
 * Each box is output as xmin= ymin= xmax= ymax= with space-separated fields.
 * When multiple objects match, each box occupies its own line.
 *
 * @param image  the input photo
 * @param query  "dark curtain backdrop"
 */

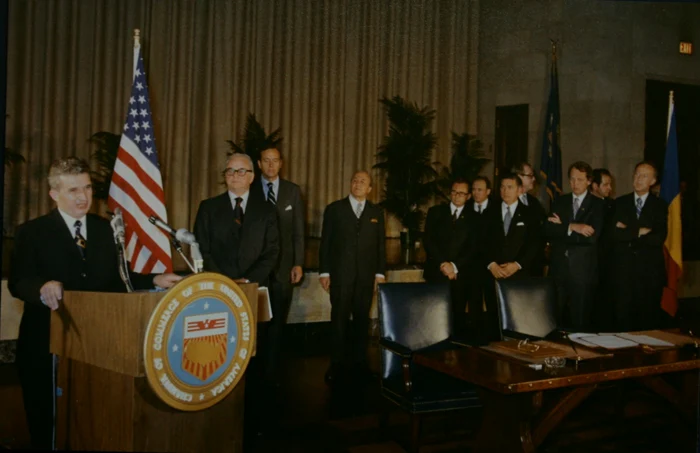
xmin=4 ymin=0 xmax=479 ymax=239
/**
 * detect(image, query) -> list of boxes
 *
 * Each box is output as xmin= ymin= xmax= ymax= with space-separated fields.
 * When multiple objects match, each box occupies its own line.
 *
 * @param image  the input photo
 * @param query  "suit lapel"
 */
xmin=507 ymin=202 xmax=526 ymax=238
xmin=276 ymin=179 xmax=289 ymax=210
xmin=574 ymin=193 xmax=592 ymax=222
xmin=50 ymin=209 xmax=83 ymax=261
xmin=216 ymin=192 xmax=239 ymax=236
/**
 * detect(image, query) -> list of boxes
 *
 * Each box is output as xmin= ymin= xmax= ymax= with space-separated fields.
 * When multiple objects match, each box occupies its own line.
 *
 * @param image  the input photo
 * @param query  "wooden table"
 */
xmin=415 ymin=343 xmax=700 ymax=452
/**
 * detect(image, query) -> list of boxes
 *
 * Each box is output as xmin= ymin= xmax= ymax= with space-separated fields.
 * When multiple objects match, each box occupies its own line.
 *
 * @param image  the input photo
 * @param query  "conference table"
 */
xmin=414 ymin=335 xmax=700 ymax=452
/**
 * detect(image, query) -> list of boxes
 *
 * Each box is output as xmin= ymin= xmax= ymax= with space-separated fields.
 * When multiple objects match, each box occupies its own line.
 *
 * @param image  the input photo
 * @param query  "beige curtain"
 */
xmin=5 ymin=0 xmax=479 ymax=240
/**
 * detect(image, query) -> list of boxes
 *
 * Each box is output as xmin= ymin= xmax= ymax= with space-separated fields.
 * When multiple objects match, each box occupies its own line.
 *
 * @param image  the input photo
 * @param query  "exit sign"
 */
xmin=680 ymin=42 xmax=693 ymax=55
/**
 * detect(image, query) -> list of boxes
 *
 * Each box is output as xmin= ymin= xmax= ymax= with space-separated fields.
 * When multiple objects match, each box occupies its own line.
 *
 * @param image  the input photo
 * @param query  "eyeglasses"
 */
xmin=451 ymin=190 xmax=469 ymax=197
xmin=224 ymin=168 xmax=253 ymax=177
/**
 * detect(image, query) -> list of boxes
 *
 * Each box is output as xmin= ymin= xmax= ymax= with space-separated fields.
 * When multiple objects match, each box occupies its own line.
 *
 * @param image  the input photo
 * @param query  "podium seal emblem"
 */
xmin=143 ymin=272 xmax=255 ymax=411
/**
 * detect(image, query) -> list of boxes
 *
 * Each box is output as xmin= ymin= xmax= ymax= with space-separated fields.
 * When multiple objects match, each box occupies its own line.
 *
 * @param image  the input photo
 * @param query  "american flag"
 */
xmin=107 ymin=43 xmax=172 ymax=273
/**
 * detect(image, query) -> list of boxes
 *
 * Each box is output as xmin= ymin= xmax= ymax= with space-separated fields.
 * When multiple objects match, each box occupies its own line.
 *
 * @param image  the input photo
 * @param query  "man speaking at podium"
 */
xmin=9 ymin=157 xmax=182 ymax=450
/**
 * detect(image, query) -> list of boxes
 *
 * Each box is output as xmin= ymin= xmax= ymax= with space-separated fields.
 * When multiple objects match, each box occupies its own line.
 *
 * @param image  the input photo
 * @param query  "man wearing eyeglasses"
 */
xmin=193 ymin=153 xmax=279 ymax=285
xmin=423 ymin=179 xmax=478 ymax=337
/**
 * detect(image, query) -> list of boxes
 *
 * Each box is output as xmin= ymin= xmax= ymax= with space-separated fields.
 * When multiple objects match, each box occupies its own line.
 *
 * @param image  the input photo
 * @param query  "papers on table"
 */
xmin=616 ymin=333 xmax=675 ymax=347
xmin=568 ymin=332 xmax=675 ymax=349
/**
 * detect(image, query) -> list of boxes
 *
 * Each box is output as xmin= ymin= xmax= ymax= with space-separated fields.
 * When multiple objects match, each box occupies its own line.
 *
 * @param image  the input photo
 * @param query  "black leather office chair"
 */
xmin=377 ymin=282 xmax=480 ymax=452
xmin=495 ymin=277 xmax=558 ymax=339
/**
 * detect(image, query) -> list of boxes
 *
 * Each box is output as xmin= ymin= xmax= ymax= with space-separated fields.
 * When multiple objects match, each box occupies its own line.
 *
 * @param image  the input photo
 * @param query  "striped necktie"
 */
xmin=267 ymin=182 xmax=276 ymax=205
xmin=74 ymin=220 xmax=87 ymax=259
xmin=636 ymin=197 xmax=643 ymax=219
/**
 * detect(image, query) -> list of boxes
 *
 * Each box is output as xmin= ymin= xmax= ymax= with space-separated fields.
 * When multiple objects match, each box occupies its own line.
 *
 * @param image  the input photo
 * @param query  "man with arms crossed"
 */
xmin=611 ymin=162 xmax=668 ymax=331
xmin=545 ymin=161 xmax=605 ymax=330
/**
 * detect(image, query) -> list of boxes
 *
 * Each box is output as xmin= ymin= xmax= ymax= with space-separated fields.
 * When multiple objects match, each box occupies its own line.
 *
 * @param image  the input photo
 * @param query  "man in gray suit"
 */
xmin=256 ymin=147 xmax=305 ymax=383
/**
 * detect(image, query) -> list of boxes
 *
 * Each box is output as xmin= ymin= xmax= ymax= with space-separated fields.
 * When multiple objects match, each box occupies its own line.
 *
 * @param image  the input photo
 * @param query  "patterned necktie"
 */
xmin=74 ymin=220 xmax=87 ymax=259
xmin=267 ymin=182 xmax=276 ymax=205
xmin=636 ymin=197 xmax=643 ymax=219
xmin=573 ymin=197 xmax=580 ymax=219
xmin=234 ymin=197 xmax=244 ymax=224
xmin=503 ymin=206 xmax=512 ymax=235
xmin=355 ymin=202 xmax=363 ymax=219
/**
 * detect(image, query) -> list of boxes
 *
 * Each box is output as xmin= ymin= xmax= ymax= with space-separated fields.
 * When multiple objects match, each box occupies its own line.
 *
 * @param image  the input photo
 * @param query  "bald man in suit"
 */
xmin=319 ymin=171 xmax=386 ymax=384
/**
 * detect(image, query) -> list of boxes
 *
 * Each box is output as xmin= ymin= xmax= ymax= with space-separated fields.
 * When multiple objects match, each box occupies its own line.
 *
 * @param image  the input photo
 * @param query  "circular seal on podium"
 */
xmin=143 ymin=272 xmax=255 ymax=411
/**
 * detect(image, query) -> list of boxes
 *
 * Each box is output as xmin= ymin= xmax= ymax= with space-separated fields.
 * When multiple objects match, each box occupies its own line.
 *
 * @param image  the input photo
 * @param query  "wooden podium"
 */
xmin=50 ymin=283 xmax=259 ymax=452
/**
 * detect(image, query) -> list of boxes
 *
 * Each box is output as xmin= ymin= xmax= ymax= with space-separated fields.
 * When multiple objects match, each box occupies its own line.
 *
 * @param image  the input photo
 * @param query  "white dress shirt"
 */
xmin=473 ymin=198 xmax=489 ymax=213
xmin=501 ymin=200 xmax=519 ymax=220
xmin=568 ymin=191 xmax=588 ymax=235
xmin=348 ymin=194 xmax=365 ymax=218
xmin=58 ymin=209 xmax=87 ymax=240
xmin=228 ymin=190 xmax=250 ymax=213
xmin=635 ymin=192 xmax=649 ymax=209
xmin=487 ymin=200 xmax=521 ymax=271
xmin=261 ymin=176 xmax=280 ymax=202
xmin=450 ymin=202 xmax=464 ymax=219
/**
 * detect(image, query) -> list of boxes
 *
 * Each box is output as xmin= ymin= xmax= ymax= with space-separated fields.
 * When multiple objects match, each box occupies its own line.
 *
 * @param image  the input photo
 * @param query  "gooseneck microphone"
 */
xmin=110 ymin=208 xmax=134 ymax=292
xmin=148 ymin=215 xmax=177 ymax=237
xmin=148 ymin=215 xmax=203 ymax=273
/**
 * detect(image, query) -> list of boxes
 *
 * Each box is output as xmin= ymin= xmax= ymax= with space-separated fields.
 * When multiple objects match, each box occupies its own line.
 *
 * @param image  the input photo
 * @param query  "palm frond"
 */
xmin=373 ymin=96 xmax=441 ymax=232
xmin=88 ymin=131 xmax=121 ymax=200
xmin=227 ymin=114 xmax=283 ymax=177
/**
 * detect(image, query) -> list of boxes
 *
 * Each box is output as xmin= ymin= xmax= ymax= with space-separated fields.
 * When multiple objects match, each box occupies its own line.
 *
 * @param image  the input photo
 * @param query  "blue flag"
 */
xmin=539 ymin=55 xmax=562 ymax=201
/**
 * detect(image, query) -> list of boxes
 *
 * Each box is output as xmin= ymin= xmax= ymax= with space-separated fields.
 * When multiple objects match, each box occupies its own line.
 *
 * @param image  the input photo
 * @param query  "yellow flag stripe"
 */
xmin=664 ymin=195 xmax=683 ymax=271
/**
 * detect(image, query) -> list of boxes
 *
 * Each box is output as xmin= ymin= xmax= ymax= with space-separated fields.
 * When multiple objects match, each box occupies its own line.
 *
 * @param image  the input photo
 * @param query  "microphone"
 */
xmin=149 ymin=215 xmax=177 ymax=237
xmin=175 ymin=228 xmax=197 ymax=246
xmin=149 ymin=215 xmax=198 ymax=245
xmin=110 ymin=208 xmax=126 ymax=246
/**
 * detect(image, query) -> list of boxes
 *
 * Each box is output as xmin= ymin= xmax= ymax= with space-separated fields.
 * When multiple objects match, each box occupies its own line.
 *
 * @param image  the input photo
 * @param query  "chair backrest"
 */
xmin=377 ymin=282 xmax=452 ymax=379
xmin=495 ymin=277 xmax=557 ymax=339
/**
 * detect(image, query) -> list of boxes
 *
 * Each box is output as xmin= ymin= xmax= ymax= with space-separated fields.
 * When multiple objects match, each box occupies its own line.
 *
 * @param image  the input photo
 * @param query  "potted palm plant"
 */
xmin=437 ymin=132 xmax=489 ymax=199
xmin=227 ymin=113 xmax=282 ymax=179
xmin=88 ymin=131 xmax=121 ymax=201
xmin=373 ymin=96 xmax=440 ymax=263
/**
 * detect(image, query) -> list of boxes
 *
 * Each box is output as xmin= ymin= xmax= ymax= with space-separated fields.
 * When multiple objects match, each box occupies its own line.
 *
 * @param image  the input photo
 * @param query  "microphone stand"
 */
xmin=116 ymin=244 xmax=135 ymax=292
xmin=110 ymin=210 xmax=134 ymax=292
xmin=170 ymin=236 xmax=197 ymax=274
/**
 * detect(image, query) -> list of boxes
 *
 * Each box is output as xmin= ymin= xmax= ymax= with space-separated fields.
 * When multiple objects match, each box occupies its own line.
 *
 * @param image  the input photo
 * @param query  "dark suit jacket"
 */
xmin=423 ymin=203 xmax=476 ymax=282
xmin=544 ymin=192 xmax=605 ymax=281
xmin=9 ymin=209 xmax=154 ymax=355
xmin=464 ymin=198 xmax=495 ymax=268
xmin=319 ymin=197 xmax=386 ymax=287
xmin=254 ymin=179 xmax=305 ymax=283
xmin=193 ymin=191 xmax=279 ymax=284
xmin=524 ymin=192 xmax=546 ymax=274
xmin=611 ymin=193 xmax=668 ymax=283
xmin=484 ymin=201 xmax=539 ymax=277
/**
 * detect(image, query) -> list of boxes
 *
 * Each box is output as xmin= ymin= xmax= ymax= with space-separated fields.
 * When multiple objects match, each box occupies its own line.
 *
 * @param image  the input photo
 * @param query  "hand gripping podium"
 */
xmin=50 ymin=274 xmax=261 ymax=452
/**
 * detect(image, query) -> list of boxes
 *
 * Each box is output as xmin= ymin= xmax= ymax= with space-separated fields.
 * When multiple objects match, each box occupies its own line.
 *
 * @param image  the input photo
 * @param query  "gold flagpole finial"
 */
xmin=134 ymin=29 xmax=141 ymax=48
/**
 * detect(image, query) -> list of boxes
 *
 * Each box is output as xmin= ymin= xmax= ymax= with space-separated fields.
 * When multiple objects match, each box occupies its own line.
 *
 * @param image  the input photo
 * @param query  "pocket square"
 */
xmin=370 ymin=218 xmax=379 ymax=223
xmin=516 ymin=222 xmax=525 ymax=226
xmin=285 ymin=205 xmax=293 ymax=211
